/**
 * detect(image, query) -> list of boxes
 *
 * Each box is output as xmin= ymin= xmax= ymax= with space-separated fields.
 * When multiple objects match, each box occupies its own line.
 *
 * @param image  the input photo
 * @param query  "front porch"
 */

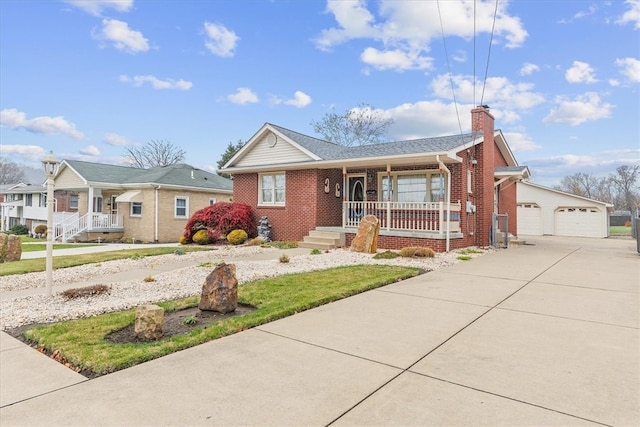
xmin=55 ymin=213 xmax=124 ymax=242
xmin=301 ymin=201 xmax=466 ymax=252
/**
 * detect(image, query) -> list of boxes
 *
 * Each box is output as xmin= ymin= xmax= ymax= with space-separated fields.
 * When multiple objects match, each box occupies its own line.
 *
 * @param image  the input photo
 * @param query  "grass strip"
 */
xmin=0 ymin=246 xmax=213 ymax=276
xmin=21 ymin=243 xmax=99 ymax=252
xmin=23 ymin=265 xmax=419 ymax=376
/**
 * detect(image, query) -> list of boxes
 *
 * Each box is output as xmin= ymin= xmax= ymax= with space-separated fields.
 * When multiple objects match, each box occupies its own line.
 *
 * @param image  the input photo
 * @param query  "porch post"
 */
xmin=386 ymin=164 xmax=391 ymax=231
xmin=342 ymin=166 xmax=347 ymax=228
xmin=87 ymin=186 xmax=94 ymax=231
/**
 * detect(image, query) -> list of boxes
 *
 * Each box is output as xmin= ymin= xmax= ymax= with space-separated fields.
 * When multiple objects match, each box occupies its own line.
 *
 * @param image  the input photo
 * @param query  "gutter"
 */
xmin=436 ymin=155 xmax=451 ymax=252
xmin=155 ymin=186 xmax=160 ymax=242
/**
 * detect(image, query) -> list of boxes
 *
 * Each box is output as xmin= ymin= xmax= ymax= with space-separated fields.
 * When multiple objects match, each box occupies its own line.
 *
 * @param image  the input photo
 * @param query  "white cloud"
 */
xmin=430 ymin=74 xmax=545 ymax=111
xmin=314 ymin=0 xmax=527 ymax=72
xmin=203 ymin=22 xmax=239 ymax=57
xmin=360 ymin=47 xmax=433 ymax=71
xmin=94 ymin=19 xmax=149 ymax=54
xmin=284 ymin=91 xmax=312 ymax=108
xmin=565 ymin=61 xmax=598 ymax=84
xmin=502 ymin=132 xmax=541 ymax=152
xmin=0 ymin=108 xmax=84 ymax=139
xmin=119 ymin=74 xmax=193 ymax=90
xmin=609 ymin=79 xmax=621 ymax=87
xmin=564 ymin=61 xmax=598 ymax=83
xmin=64 ymin=0 xmax=133 ymax=16
xmin=520 ymin=62 xmax=540 ymax=76
xmin=80 ymin=145 xmax=100 ymax=156
xmin=615 ymin=57 xmax=640 ymax=82
xmin=227 ymin=87 xmax=259 ymax=105
xmin=543 ymin=92 xmax=613 ymax=126
xmin=384 ymin=100 xmax=474 ymax=140
xmin=616 ymin=0 xmax=640 ymax=29
xmin=103 ymin=133 xmax=130 ymax=146
xmin=557 ymin=4 xmax=598 ymax=24
xmin=0 ymin=145 xmax=48 ymax=162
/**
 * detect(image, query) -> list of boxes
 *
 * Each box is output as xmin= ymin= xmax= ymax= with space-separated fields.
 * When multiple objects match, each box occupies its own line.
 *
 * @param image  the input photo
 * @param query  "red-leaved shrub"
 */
xmin=182 ymin=202 xmax=256 ymax=243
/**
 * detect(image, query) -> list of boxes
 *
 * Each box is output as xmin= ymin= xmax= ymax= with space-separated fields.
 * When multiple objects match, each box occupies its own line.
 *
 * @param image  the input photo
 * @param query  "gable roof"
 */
xmin=57 ymin=160 xmax=232 ymax=192
xmin=518 ymin=181 xmax=614 ymax=209
xmin=221 ymin=122 xmax=518 ymax=174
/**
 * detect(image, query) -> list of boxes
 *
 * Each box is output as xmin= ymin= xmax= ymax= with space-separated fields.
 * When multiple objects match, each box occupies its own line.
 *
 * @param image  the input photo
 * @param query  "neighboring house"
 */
xmin=610 ymin=210 xmax=632 ymax=226
xmin=0 ymin=182 xmax=77 ymax=233
xmin=219 ymin=107 xmax=529 ymax=251
xmin=52 ymin=161 xmax=233 ymax=243
xmin=516 ymin=181 xmax=614 ymax=238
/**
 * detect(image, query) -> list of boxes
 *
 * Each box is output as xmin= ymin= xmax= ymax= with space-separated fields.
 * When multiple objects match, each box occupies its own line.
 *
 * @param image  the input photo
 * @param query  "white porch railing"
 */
xmin=342 ymin=201 xmax=461 ymax=233
xmin=54 ymin=213 xmax=123 ymax=242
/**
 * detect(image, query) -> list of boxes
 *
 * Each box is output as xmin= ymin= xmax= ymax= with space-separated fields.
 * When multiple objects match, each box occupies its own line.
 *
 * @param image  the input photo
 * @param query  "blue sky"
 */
xmin=1 ymin=0 xmax=638 ymax=187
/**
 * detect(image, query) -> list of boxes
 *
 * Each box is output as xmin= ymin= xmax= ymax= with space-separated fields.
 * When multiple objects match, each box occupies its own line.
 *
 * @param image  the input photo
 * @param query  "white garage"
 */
xmin=517 ymin=182 xmax=613 ymax=238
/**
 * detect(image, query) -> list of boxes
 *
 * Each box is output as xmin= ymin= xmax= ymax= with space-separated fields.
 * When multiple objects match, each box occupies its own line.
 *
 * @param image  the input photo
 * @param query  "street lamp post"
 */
xmin=41 ymin=151 xmax=59 ymax=297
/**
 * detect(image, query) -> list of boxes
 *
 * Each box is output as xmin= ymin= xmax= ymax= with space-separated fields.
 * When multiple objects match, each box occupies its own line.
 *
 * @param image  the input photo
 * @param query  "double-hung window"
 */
xmin=175 ymin=196 xmax=188 ymax=218
xmin=259 ymin=172 xmax=285 ymax=205
xmin=380 ymin=171 xmax=446 ymax=203
xmin=69 ymin=194 xmax=79 ymax=209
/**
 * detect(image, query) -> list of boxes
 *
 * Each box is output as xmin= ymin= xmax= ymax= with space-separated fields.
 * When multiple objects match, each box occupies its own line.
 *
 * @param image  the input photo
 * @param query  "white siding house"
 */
xmin=517 ymin=181 xmax=613 ymax=238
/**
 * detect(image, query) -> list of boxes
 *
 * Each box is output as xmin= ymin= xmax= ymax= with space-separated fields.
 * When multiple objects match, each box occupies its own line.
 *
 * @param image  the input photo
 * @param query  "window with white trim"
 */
xmin=259 ymin=172 xmax=285 ymax=205
xmin=175 ymin=196 xmax=189 ymax=218
xmin=25 ymin=194 xmax=32 ymax=207
xmin=130 ymin=202 xmax=142 ymax=216
xmin=69 ymin=194 xmax=79 ymax=209
xmin=209 ymin=198 xmax=217 ymax=206
xmin=379 ymin=170 xmax=446 ymax=203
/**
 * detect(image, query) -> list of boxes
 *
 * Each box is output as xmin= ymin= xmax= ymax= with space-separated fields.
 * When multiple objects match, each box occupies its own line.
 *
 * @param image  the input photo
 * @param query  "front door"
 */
xmin=348 ymin=175 xmax=365 ymax=219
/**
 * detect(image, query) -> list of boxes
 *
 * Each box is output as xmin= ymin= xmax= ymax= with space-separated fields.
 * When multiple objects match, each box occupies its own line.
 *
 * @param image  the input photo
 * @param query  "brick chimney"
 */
xmin=471 ymin=106 xmax=496 ymax=247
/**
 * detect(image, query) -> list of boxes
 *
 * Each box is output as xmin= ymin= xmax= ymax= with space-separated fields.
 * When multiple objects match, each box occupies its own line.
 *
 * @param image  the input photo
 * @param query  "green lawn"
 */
xmin=610 ymin=225 xmax=632 ymax=235
xmin=21 ymin=243 xmax=99 ymax=252
xmin=0 ymin=246 xmax=213 ymax=276
xmin=23 ymin=264 xmax=419 ymax=377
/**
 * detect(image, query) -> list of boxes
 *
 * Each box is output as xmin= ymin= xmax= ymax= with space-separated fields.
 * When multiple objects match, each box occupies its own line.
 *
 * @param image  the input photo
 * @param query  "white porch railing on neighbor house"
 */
xmin=342 ymin=201 xmax=462 ymax=233
xmin=54 ymin=213 xmax=123 ymax=242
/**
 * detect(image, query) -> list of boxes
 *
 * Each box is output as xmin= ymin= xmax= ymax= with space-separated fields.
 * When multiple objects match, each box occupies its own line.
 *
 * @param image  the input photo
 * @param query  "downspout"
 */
xmin=342 ymin=166 xmax=347 ymax=228
xmin=154 ymin=186 xmax=160 ymax=243
xmin=436 ymin=155 xmax=451 ymax=252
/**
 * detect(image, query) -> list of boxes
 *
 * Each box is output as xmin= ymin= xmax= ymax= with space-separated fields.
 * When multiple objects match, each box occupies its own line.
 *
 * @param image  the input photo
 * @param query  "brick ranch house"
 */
xmin=52 ymin=161 xmax=233 ymax=243
xmin=220 ymin=107 xmax=530 ymax=252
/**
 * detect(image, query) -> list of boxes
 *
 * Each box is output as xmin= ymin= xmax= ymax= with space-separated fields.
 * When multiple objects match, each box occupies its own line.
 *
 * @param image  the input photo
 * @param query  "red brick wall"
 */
xmin=233 ymin=169 xmax=343 ymax=241
xmin=472 ymin=107 xmax=496 ymax=247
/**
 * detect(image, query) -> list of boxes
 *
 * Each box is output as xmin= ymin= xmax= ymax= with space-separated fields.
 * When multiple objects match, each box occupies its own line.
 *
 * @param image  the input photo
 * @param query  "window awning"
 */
xmin=115 ymin=190 xmax=142 ymax=203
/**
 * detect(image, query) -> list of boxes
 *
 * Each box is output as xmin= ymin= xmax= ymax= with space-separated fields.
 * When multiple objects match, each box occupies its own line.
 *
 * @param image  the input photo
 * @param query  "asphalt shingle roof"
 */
xmin=64 ymin=160 xmax=232 ymax=191
xmin=268 ymin=123 xmax=479 ymax=161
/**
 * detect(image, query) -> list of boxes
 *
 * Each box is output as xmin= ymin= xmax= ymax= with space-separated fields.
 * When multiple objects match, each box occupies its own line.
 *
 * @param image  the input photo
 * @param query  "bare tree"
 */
xmin=554 ymin=172 xmax=603 ymax=199
xmin=311 ymin=103 xmax=395 ymax=147
xmin=609 ymin=164 xmax=640 ymax=212
xmin=124 ymin=140 xmax=186 ymax=168
xmin=0 ymin=157 xmax=26 ymax=184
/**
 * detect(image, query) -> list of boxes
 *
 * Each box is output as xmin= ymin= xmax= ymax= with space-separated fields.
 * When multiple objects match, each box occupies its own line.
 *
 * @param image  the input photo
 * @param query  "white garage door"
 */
xmin=518 ymin=203 xmax=542 ymax=235
xmin=555 ymin=207 xmax=602 ymax=237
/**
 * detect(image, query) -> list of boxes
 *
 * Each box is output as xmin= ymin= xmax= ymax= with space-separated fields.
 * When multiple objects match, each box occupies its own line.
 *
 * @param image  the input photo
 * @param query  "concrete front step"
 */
xmin=298 ymin=230 xmax=345 ymax=250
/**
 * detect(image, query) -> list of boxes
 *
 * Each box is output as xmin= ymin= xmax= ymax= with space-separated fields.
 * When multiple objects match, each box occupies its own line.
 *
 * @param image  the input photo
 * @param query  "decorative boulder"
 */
xmin=350 ymin=215 xmax=380 ymax=254
xmin=0 ymin=234 xmax=22 ymax=263
xmin=199 ymin=262 xmax=238 ymax=313
xmin=134 ymin=304 xmax=164 ymax=340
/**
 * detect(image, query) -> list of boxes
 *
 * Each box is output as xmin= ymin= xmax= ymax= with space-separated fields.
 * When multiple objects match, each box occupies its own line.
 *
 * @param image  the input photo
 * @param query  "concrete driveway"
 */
xmin=1 ymin=236 xmax=638 ymax=426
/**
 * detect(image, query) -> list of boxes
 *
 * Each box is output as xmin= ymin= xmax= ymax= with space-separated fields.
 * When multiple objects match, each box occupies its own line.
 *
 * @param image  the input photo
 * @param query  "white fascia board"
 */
xmin=520 ymin=181 xmax=613 ymax=208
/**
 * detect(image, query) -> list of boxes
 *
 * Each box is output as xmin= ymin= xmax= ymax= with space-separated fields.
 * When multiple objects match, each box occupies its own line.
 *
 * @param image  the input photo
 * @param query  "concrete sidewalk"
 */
xmin=20 ymin=242 xmax=180 ymax=260
xmin=1 ymin=236 xmax=638 ymax=426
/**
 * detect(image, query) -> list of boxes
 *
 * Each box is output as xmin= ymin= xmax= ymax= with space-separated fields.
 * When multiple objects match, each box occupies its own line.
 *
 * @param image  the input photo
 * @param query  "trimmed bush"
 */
xmin=192 ymin=229 xmax=212 ymax=245
xmin=399 ymin=246 xmax=435 ymax=258
xmin=227 ymin=229 xmax=248 ymax=245
xmin=34 ymin=224 xmax=47 ymax=236
xmin=9 ymin=224 xmax=29 ymax=235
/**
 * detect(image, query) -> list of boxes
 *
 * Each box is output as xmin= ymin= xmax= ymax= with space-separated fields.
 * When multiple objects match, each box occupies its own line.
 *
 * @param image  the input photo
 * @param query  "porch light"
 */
xmin=41 ymin=150 xmax=59 ymax=297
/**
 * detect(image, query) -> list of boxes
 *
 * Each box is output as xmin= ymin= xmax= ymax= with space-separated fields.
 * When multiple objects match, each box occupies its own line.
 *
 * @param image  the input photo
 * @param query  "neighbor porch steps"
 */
xmin=298 ymin=230 xmax=345 ymax=251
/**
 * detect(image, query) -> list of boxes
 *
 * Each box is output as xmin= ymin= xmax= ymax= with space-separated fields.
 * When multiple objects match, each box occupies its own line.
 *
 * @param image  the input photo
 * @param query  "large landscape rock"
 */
xmin=350 ymin=215 xmax=380 ymax=254
xmin=134 ymin=304 xmax=164 ymax=340
xmin=199 ymin=262 xmax=238 ymax=313
xmin=0 ymin=234 xmax=22 ymax=263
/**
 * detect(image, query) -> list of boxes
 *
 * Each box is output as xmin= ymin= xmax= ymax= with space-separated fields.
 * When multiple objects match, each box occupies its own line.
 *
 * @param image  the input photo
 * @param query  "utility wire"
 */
xmin=436 ymin=0 xmax=464 ymax=136
xmin=480 ymin=0 xmax=500 ymax=105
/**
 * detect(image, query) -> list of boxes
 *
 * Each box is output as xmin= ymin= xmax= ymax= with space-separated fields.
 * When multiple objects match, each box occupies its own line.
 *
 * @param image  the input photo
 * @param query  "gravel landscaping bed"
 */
xmin=0 ymin=246 xmax=490 ymax=330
